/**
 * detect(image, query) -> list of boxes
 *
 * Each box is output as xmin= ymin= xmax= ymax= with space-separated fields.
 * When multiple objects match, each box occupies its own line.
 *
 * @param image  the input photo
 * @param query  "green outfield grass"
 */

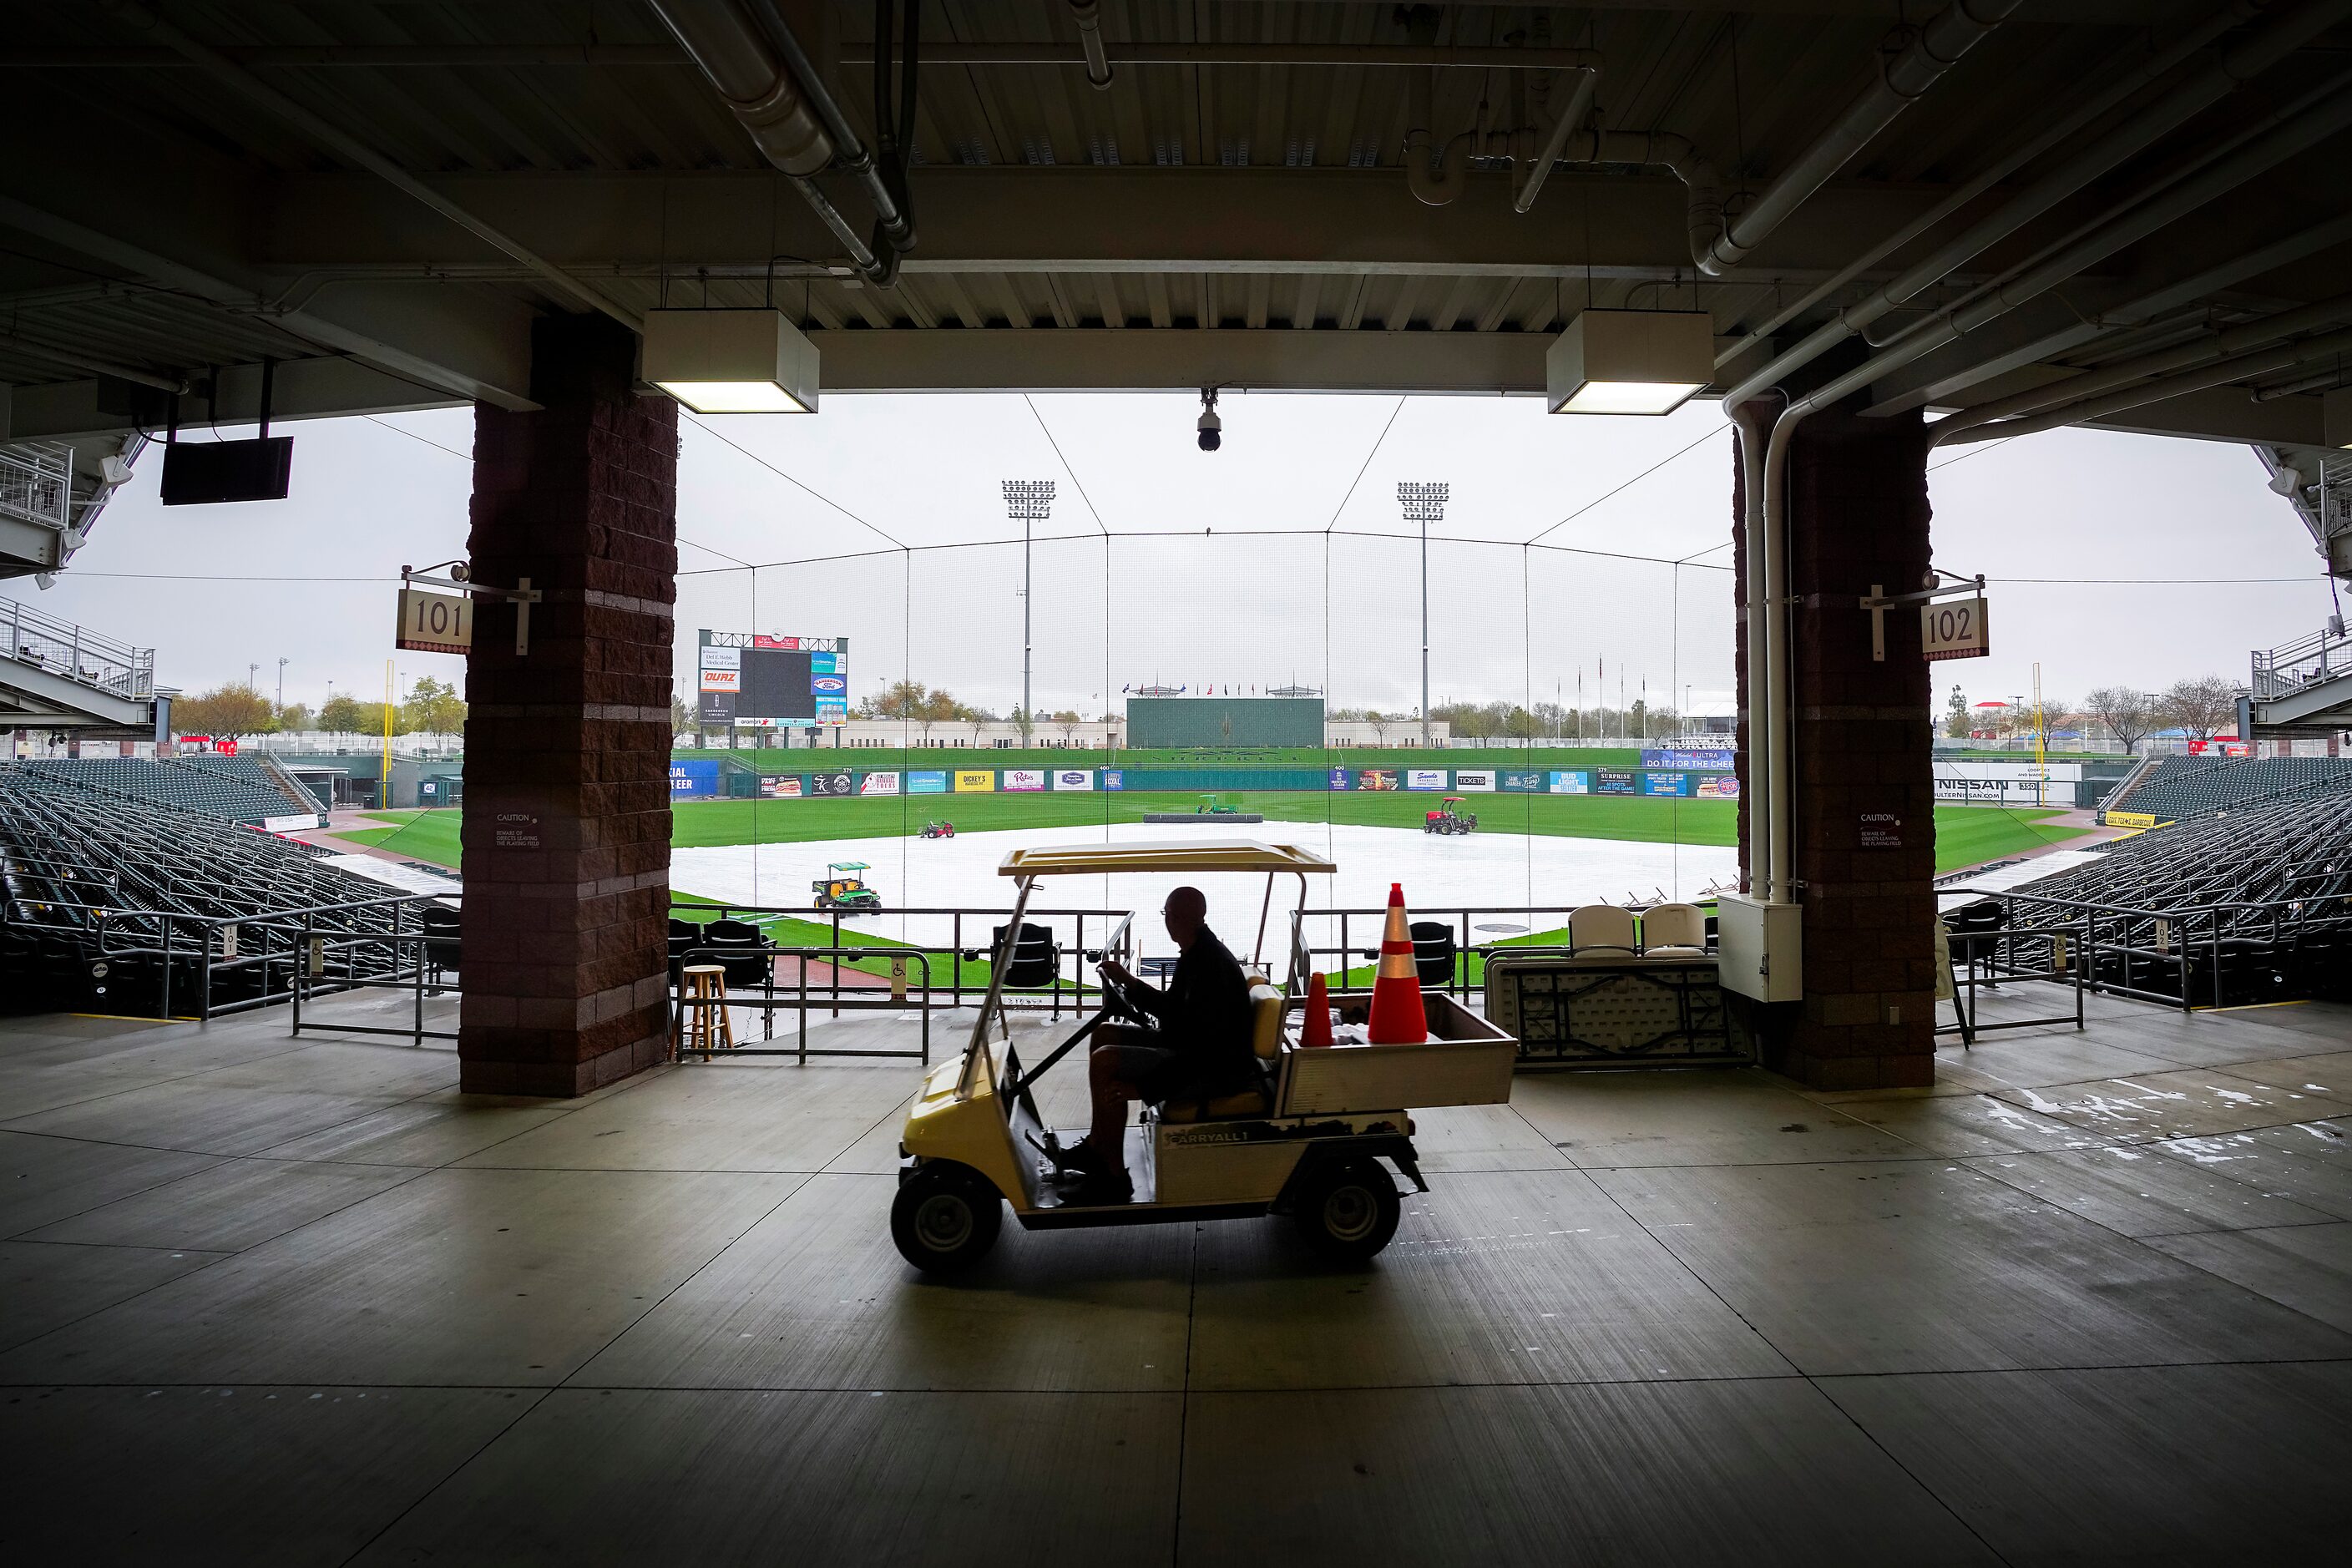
xmin=336 ymin=794 xmax=2083 ymax=877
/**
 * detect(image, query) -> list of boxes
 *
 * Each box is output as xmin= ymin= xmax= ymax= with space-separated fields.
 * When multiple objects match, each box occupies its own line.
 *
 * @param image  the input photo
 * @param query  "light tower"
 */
xmin=1002 ymin=479 xmax=1055 ymax=734
xmin=1398 ymin=482 xmax=1449 ymax=746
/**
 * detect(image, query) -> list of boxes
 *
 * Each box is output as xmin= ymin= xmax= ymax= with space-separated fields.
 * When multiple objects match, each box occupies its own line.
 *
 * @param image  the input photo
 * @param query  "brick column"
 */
xmin=458 ymin=315 xmax=676 ymax=1097
xmin=1732 ymin=392 xmax=1938 ymax=1090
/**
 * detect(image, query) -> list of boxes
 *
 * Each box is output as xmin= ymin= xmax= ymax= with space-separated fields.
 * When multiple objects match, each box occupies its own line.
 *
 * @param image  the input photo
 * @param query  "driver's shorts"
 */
xmin=1094 ymin=1033 xmax=1219 ymax=1103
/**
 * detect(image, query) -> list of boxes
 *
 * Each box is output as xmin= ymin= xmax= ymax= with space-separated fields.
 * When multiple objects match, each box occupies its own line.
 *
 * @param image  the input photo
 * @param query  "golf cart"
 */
xmin=890 ymin=839 xmax=1518 ymax=1272
xmin=920 ymin=820 xmax=957 ymax=839
xmin=812 ymin=861 xmax=883 ymax=910
xmin=1424 ymin=797 xmax=1478 ymax=835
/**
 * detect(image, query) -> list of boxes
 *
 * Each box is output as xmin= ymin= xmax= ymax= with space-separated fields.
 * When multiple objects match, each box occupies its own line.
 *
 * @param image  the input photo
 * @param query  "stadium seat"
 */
xmin=702 ymin=918 xmax=774 ymax=988
xmin=990 ymin=922 xmax=1061 ymax=989
xmin=1408 ymin=919 xmax=1459 ymax=988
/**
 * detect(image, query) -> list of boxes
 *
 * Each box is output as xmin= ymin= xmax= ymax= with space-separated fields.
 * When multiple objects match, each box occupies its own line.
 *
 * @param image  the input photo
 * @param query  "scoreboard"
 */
xmin=697 ymin=630 xmax=849 ymax=729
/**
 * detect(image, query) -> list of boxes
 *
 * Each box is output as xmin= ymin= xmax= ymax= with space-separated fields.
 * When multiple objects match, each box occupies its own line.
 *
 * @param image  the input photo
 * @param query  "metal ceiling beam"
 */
xmin=5 ymin=355 xmax=492 ymax=443
xmin=254 ymin=167 xmax=1946 ymax=278
xmin=2 ymin=43 xmax=1607 ymax=71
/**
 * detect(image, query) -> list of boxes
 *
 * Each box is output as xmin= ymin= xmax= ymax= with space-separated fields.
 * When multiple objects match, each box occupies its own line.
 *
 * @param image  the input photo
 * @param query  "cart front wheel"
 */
xmin=1292 ymin=1159 xmax=1401 ymax=1262
xmin=892 ymin=1161 xmax=1004 ymax=1273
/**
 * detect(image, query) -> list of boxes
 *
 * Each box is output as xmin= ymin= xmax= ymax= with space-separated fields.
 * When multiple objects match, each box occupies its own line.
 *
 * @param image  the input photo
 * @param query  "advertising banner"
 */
xmin=1328 ymin=766 xmax=1352 ymax=791
xmin=809 ymin=653 xmax=840 ymax=674
xmin=1642 ymin=748 xmax=1735 ymax=770
xmin=1452 ymin=768 xmax=1496 ymax=792
xmin=1549 ymin=770 xmax=1591 ymax=795
xmin=908 ymin=771 xmax=948 ymax=795
xmin=809 ymin=769 xmax=854 ymax=797
xmin=1696 ymin=775 xmax=1741 ymax=799
xmin=1003 ymin=768 xmax=1046 ymax=792
xmin=954 ymin=770 xmax=996 ymax=793
xmin=1407 ymin=768 xmax=1447 ymax=791
xmin=1639 ymin=771 xmax=1694 ymax=797
xmin=1051 ymin=768 xmax=1095 ymax=791
xmin=667 ymin=760 xmax=721 ymax=798
xmin=2105 ymin=809 xmax=2160 ymax=828
xmin=700 ymin=645 xmax=740 ymax=670
xmin=1499 ymin=770 xmax=1544 ymax=792
xmin=1357 ymin=768 xmax=1399 ymax=792
xmin=759 ymin=775 xmax=803 ymax=798
xmin=1596 ymin=769 xmax=1637 ymax=796
xmin=1103 ymin=769 xmax=1125 ymax=792
xmin=857 ymin=771 xmax=901 ymax=797
xmin=733 ymin=716 xmax=777 ymax=729
xmin=815 ymin=701 xmax=849 ymax=724
xmin=698 ymin=668 xmax=739 ymax=693
xmin=810 ymin=675 xmax=847 ymax=698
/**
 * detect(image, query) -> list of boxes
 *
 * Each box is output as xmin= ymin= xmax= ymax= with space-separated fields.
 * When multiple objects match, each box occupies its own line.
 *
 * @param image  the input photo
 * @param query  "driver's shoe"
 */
xmin=1058 ymin=1163 xmax=1134 ymax=1206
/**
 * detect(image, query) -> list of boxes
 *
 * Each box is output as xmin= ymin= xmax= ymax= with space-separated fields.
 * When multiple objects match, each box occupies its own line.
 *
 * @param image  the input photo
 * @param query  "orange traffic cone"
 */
xmin=1366 ymin=883 xmax=1428 ymax=1044
xmin=1301 ymin=971 xmax=1334 ymax=1048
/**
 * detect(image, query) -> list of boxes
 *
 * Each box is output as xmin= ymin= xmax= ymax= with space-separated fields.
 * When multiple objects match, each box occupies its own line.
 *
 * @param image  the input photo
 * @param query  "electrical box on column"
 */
xmin=1716 ymin=893 xmax=1802 ymax=1003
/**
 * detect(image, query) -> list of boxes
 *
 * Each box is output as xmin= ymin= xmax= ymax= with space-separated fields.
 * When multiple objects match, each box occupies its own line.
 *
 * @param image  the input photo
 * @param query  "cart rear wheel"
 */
xmin=892 ymin=1161 xmax=1003 ymax=1273
xmin=1292 ymin=1159 xmax=1401 ymax=1262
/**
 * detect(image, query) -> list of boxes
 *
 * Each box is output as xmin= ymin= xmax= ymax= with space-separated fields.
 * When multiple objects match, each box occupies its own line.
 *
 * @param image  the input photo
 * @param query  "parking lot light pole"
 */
xmin=1399 ymin=483 xmax=1449 ymax=746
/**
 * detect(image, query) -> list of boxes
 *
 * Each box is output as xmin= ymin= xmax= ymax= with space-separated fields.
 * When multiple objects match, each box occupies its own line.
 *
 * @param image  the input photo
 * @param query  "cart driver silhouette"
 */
xmin=1057 ymin=885 xmax=1256 ymax=1204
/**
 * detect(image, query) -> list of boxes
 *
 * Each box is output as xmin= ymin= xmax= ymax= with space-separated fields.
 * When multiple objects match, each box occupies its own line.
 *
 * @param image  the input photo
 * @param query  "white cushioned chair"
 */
xmin=1568 ymin=903 xmax=1638 ymax=958
xmin=1639 ymin=903 xmax=1708 ymax=957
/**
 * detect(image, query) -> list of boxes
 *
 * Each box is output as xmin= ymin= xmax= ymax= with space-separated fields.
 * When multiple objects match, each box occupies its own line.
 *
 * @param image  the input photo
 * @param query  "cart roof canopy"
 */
xmin=997 ymin=840 xmax=1337 ymax=878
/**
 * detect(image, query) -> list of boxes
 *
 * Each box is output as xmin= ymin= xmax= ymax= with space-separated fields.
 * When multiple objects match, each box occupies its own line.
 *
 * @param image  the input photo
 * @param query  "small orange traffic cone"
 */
xmin=1301 ymin=971 xmax=1334 ymax=1048
xmin=1366 ymin=883 xmax=1428 ymax=1044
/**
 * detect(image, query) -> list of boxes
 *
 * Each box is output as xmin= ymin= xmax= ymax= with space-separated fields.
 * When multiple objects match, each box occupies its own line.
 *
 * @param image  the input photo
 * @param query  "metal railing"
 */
xmin=669 ymin=943 xmax=940 ymax=1064
xmin=669 ymin=902 xmax=1138 ymax=1014
xmin=0 ymin=441 xmax=70 ymax=530
xmin=1999 ymin=887 xmax=2346 ymax=1012
xmin=2 ymin=595 xmax=155 ymax=701
xmin=1934 ymin=894 xmax=2088 ymax=1042
xmin=2252 ymin=620 xmax=2352 ymax=700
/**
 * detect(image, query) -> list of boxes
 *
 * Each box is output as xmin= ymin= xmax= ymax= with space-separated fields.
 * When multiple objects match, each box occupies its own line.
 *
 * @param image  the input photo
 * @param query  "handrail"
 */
xmin=2 ymin=594 xmax=155 ymax=700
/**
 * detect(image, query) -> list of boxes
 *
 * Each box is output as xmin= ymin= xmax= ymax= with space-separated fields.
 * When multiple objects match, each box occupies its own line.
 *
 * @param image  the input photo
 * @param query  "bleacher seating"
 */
xmin=2012 ymin=769 xmax=2352 ymax=1004
xmin=18 ymin=756 xmax=305 ymax=827
xmin=2112 ymin=755 xmax=2352 ymax=823
xmin=0 ymin=763 xmax=417 ymax=1015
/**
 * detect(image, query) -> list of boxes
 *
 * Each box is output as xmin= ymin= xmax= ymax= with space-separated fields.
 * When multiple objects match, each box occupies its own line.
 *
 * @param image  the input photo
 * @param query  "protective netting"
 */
xmin=668 ymin=392 xmax=1740 ymax=972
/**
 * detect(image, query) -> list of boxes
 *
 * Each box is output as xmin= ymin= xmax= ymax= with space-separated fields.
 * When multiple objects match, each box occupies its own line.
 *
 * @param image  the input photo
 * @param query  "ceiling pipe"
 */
xmin=1829 ymin=72 xmax=2352 ymax=424
xmin=1940 ymin=322 xmax=2352 ymax=443
xmin=1869 ymin=209 xmax=2352 ymax=417
xmin=1934 ymin=287 xmax=2352 ymax=439
xmin=838 ymin=43 xmax=1606 ymax=70
xmin=1511 ymin=67 xmax=1601 ymax=215
xmin=1066 ymin=2 xmax=1113 ymax=89
xmin=1539 ymin=129 xmax=1727 ymax=281
xmin=1719 ymin=3 xmax=2254 ymax=367
xmin=2253 ymin=367 xmax=2352 ymax=400
xmin=95 ymin=0 xmax=638 ymax=331
xmin=1722 ymin=0 xmax=2340 ymax=409
xmin=1404 ymin=63 xmax=1471 ymax=207
xmin=645 ymin=0 xmax=903 ymax=284
xmin=4 ymin=42 xmax=1613 ymax=72
xmin=1697 ymin=0 xmax=2021 ymax=276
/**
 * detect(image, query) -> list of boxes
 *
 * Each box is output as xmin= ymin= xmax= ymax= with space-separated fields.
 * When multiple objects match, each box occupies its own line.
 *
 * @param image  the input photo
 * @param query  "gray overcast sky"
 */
xmin=18 ymin=394 xmax=2334 ymax=724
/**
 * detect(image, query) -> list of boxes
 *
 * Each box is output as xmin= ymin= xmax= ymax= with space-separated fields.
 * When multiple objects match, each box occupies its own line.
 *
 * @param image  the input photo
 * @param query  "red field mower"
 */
xmin=1423 ymin=797 xmax=1478 ymax=835
xmin=920 ymin=820 xmax=957 ymax=839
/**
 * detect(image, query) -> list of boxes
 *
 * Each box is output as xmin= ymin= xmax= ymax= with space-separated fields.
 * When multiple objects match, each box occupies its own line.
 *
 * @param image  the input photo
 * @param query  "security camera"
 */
xmin=1196 ymin=387 xmax=1222 ymax=452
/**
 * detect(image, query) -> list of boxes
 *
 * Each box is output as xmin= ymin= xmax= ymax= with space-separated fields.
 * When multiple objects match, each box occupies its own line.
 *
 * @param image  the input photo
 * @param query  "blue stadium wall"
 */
xmin=1126 ymin=697 xmax=1323 ymax=748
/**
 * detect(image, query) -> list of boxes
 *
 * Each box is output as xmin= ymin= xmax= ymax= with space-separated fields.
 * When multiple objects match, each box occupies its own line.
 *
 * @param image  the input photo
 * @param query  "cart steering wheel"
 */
xmin=1096 ymin=964 xmax=1155 ymax=1024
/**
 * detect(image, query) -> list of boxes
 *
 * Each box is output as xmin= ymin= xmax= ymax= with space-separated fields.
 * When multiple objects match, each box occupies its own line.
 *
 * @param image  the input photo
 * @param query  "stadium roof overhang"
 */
xmin=2 ymin=0 xmax=2349 ymax=471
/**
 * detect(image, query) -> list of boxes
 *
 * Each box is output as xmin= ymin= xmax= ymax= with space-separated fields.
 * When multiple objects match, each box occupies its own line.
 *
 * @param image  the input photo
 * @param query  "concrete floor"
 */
xmin=2 ymin=988 xmax=2347 ymax=1565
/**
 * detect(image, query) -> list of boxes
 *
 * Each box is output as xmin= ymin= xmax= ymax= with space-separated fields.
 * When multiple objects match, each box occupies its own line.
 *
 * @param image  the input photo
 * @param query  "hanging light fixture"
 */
xmin=1545 ymin=309 xmax=1714 ymax=416
xmin=642 ymin=308 xmax=820 ymax=413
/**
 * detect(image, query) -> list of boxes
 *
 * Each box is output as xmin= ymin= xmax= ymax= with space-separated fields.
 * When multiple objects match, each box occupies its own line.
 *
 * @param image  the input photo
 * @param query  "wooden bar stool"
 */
xmin=680 ymin=964 xmax=735 ymax=1060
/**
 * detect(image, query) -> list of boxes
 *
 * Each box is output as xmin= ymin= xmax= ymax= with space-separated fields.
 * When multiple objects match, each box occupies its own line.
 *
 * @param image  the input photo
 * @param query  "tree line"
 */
xmin=170 ymin=677 xmax=467 ymax=741
xmin=1941 ymin=675 xmax=2244 ymax=749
